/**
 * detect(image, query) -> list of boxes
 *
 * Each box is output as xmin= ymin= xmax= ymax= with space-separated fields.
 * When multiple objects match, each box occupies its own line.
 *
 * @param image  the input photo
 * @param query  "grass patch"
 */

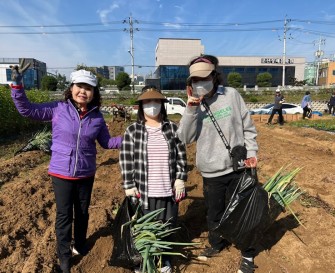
xmin=290 ymin=118 xmax=335 ymax=131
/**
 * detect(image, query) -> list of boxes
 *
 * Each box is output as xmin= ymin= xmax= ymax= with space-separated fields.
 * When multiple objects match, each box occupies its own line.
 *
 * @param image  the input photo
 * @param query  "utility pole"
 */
xmin=281 ymin=16 xmax=290 ymax=87
xmin=314 ymin=37 xmax=325 ymax=86
xmin=124 ymin=14 xmax=138 ymax=94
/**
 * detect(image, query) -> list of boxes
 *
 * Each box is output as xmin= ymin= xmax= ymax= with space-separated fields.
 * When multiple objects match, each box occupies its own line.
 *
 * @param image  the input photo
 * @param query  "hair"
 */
xmin=188 ymin=54 xmax=223 ymax=89
xmin=305 ymin=91 xmax=311 ymax=95
xmin=64 ymin=83 xmax=101 ymax=109
xmin=137 ymin=85 xmax=168 ymax=123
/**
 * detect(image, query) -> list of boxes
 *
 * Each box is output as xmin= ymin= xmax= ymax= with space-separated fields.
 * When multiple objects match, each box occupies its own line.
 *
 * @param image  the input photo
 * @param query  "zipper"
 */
xmin=73 ymin=118 xmax=82 ymax=176
xmin=69 ymin=100 xmax=97 ymax=177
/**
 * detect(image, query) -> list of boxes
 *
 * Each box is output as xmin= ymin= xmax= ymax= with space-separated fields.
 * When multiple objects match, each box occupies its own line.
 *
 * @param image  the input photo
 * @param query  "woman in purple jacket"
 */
xmin=10 ymin=67 xmax=122 ymax=273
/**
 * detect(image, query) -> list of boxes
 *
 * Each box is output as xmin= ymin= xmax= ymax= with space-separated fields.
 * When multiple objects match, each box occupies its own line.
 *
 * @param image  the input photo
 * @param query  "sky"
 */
xmin=1 ymin=0 xmax=335 ymax=79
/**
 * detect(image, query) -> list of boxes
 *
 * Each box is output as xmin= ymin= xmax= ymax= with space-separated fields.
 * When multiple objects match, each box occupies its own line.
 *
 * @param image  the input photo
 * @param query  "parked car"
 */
xmin=250 ymin=103 xmax=303 ymax=115
xmin=130 ymin=97 xmax=186 ymax=116
xmin=165 ymin=97 xmax=186 ymax=115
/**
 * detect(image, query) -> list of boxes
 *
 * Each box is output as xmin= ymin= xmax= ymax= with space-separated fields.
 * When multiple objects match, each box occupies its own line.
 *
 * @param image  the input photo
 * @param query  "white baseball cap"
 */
xmin=70 ymin=70 xmax=97 ymax=87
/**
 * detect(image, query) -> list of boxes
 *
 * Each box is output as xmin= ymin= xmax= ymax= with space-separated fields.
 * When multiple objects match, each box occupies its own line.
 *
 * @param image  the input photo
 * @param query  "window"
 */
xmin=172 ymin=99 xmax=185 ymax=107
xmin=6 ymin=69 xmax=12 ymax=81
xmin=332 ymin=70 xmax=335 ymax=76
xmin=282 ymin=104 xmax=295 ymax=109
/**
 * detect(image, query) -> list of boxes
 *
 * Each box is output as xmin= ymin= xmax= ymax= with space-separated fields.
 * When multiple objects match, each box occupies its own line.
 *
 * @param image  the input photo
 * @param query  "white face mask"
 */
xmin=192 ymin=80 xmax=214 ymax=97
xmin=143 ymin=102 xmax=162 ymax=117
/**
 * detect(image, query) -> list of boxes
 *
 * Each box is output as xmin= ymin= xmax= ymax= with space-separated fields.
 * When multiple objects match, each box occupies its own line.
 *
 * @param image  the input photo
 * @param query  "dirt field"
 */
xmin=1 ymin=117 xmax=335 ymax=273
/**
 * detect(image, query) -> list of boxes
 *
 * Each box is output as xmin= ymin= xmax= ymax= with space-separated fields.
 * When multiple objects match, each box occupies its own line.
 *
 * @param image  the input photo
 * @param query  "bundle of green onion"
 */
xmin=15 ymin=127 xmax=52 ymax=156
xmin=262 ymin=165 xmax=304 ymax=225
xmin=123 ymin=207 xmax=199 ymax=273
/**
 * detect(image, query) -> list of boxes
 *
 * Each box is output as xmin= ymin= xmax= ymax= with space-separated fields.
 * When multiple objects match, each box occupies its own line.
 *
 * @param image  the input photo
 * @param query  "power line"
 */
xmin=0 ymin=20 xmax=124 ymax=28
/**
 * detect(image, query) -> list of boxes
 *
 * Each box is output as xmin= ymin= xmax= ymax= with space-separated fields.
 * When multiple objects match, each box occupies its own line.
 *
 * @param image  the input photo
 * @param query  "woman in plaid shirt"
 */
xmin=119 ymin=86 xmax=187 ymax=273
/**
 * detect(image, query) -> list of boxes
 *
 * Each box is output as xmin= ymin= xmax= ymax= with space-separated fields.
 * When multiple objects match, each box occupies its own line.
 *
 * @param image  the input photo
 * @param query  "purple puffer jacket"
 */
xmin=11 ymin=87 xmax=122 ymax=178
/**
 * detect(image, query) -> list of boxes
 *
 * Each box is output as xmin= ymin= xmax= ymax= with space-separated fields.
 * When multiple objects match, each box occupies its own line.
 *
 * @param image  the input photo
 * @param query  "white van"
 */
xmin=165 ymin=97 xmax=186 ymax=115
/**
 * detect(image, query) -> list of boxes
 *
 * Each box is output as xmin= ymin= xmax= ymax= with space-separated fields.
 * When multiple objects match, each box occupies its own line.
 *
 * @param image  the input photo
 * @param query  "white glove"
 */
xmin=173 ymin=179 xmax=186 ymax=202
xmin=125 ymin=187 xmax=140 ymax=197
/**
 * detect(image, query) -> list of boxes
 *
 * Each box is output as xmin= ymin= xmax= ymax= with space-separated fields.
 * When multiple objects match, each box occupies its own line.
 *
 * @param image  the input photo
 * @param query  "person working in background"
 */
xmin=301 ymin=91 xmax=312 ymax=119
xmin=267 ymin=89 xmax=285 ymax=125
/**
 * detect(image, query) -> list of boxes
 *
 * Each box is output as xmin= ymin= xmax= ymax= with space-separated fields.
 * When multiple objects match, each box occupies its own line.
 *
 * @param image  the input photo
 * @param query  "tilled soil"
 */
xmin=1 ymin=118 xmax=335 ymax=273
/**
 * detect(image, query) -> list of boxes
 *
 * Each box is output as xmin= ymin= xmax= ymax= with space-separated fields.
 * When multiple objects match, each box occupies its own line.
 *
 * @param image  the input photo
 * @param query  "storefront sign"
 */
xmin=261 ymin=58 xmax=294 ymax=64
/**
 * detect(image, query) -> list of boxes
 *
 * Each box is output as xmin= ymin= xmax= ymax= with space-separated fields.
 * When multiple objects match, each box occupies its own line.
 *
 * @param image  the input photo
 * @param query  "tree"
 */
xmin=227 ymin=72 xmax=242 ymax=88
xmin=289 ymin=77 xmax=307 ymax=86
xmin=100 ymin=78 xmax=116 ymax=87
xmin=41 ymin=75 xmax=58 ymax=91
xmin=115 ymin=72 xmax=131 ymax=91
xmin=56 ymin=74 xmax=67 ymax=90
xmin=256 ymin=72 xmax=272 ymax=87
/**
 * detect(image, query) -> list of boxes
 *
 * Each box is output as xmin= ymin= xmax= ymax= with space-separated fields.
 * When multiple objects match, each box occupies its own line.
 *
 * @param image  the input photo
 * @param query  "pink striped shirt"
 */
xmin=146 ymin=125 xmax=172 ymax=197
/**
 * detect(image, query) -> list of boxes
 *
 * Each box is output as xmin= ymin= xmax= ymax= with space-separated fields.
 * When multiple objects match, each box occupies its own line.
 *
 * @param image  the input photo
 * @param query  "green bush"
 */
xmin=0 ymin=87 xmax=51 ymax=138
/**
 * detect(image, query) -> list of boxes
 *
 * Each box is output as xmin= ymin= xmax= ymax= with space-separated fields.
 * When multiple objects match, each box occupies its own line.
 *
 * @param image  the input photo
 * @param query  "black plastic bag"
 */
xmin=108 ymin=197 xmax=142 ymax=269
xmin=231 ymin=145 xmax=247 ymax=172
xmin=213 ymin=170 xmax=283 ymax=250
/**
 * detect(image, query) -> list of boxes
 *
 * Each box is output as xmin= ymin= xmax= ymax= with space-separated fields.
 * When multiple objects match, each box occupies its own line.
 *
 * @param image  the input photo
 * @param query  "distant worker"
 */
xmin=266 ymin=89 xmax=285 ymax=125
xmin=328 ymin=92 xmax=335 ymax=115
xmin=301 ymin=91 xmax=312 ymax=119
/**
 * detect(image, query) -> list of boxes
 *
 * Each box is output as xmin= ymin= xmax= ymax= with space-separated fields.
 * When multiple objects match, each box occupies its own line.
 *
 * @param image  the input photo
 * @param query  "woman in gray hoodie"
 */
xmin=177 ymin=55 xmax=258 ymax=273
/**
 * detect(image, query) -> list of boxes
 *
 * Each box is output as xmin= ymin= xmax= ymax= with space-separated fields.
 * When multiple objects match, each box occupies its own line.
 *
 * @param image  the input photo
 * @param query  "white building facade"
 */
xmin=153 ymin=38 xmax=306 ymax=90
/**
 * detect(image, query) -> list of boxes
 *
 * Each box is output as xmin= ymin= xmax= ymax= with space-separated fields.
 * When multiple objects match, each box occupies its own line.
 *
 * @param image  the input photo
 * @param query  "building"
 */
xmin=0 ymin=58 xmax=47 ymax=89
xmin=91 ymin=66 xmax=125 ymax=80
xmin=304 ymin=63 xmax=317 ymax=85
xmin=154 ymin=38 xmax=204 ymax=90
xmin=153 ymin=38 xmax=306 ymax=90
xmin=318 ymin=60 xmax=335 ymax=87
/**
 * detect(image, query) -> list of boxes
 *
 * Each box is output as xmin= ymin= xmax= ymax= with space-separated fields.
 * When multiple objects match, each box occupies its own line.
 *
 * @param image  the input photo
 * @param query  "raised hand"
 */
xmin=9 ymin=58 xmax=31 ymax=86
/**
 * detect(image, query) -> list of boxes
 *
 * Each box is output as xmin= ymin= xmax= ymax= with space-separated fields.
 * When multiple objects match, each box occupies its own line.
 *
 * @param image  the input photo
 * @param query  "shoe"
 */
xmin=160 ymin=259 xmax=172 ymax=273
xmin=134 ymin=267 xmax=141 ymax=273
xmin=59 ymin=258 xmax=71 ymax=273
xmin=266 ymin=122 xmax=271 ymax=125
xmin=197 ymin=246 xmax=221 ymax=259
xmin=71 ymin=244 xmax=88 ymax=256
xmin=237 ymin=257 xmax=258 ymax=273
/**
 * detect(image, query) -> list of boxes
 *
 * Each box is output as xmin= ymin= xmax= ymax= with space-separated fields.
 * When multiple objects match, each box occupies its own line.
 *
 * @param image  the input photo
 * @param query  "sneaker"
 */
xmin=59 ymin=258 xmax=71 ymax=273
xmin=265 ymin=122 xmax=271 ymax=125
xmin=71 ymin=244 xmax=88 ymax=256
xmin=237 ymin=257 xmax=258 ymax=273
xmin=197 ymin=246 xmax=221 ymax=260
xmin=134 ymin=267 xmax=141 ymax=273
xmin=160 ymin=259 xmax=172 ymax=273
xmin=160 ymin=265 xmax=172 ymax=273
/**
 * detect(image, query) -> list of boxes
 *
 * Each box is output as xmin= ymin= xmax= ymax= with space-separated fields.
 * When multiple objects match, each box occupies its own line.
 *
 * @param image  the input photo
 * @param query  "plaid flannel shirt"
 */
xmin=119 ymin=119 xmax=187 ymax=209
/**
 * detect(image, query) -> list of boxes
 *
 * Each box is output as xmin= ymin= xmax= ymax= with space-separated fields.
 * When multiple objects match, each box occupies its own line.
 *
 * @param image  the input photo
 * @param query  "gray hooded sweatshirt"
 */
xmin=177 ymin=87 xmax=258 ymax=178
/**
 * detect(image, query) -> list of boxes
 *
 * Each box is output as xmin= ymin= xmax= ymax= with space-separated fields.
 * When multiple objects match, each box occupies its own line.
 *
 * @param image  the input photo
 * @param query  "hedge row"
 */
xmin=0 ymin=86 xmax=51 ymax=139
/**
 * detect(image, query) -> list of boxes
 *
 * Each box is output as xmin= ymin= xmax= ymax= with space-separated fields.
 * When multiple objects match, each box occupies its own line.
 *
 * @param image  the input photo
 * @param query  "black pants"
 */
xmin=268 ymin=108 xmax=284 ymax=125
xmin=302 ymin=106 xmax=311 ymax=119
xmin=203 ymin=172 xmax=256 ymax=258
xmin=52 ymin=176 xmax=94 ymax=259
